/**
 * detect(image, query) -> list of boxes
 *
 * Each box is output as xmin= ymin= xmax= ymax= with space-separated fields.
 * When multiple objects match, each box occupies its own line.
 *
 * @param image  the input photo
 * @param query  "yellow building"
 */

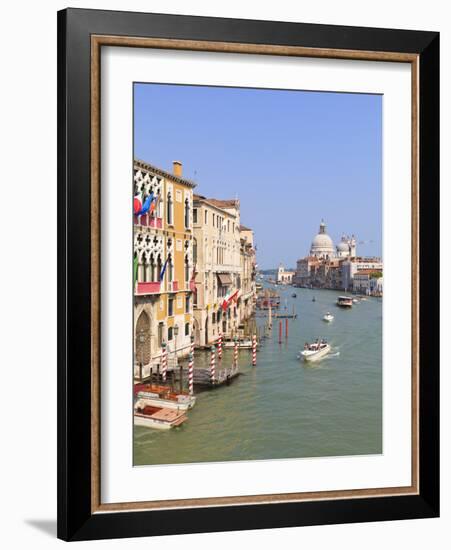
xmin=134 ymin=159 xmax=196 ymax=379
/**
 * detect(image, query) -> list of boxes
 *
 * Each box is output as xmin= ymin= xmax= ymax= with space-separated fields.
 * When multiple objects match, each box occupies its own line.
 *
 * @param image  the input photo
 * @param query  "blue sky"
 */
xmin=134 ymin=83 xmax=382 ymax=270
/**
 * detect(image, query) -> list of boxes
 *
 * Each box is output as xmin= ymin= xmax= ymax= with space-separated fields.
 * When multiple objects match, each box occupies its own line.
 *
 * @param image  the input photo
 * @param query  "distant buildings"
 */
xmin=133 ymin=159 xmax=256 ymax=379
xmin=293 ymin=220 xmax=383 ymax=294
xmin=277 ymin=264 xmax=295 ymax=284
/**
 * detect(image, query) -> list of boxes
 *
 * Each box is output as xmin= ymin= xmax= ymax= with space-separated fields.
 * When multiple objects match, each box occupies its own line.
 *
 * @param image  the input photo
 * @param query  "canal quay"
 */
xmin=134 ymin=285 xmax=382 ymax=466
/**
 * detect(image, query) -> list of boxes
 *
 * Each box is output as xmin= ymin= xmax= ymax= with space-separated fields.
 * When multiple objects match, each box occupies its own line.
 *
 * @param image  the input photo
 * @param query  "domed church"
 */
xmin=309 ymin=220 xmax=356 ymax=259
xmin=310 ymin=220 xmax=336 ymax=259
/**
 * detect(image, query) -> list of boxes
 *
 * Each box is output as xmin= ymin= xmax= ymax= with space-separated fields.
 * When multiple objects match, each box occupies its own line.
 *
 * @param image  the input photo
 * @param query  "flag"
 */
xmin=150 ymin=193 xmax=160 ymax=214
xmin=133 ymin=192 xmax=142 ymax=214
xmin=159 ymin=258 xmax=169 ymax=282
xmin=134 ymin=256 xmax=138 ymax=285
xmin=137 ymin=192 xmax=154 ymax=216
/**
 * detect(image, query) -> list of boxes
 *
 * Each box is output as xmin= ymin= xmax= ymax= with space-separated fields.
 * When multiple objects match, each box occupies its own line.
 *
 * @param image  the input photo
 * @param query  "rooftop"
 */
xmin=134 ymin=158 xmax=197 ymax=189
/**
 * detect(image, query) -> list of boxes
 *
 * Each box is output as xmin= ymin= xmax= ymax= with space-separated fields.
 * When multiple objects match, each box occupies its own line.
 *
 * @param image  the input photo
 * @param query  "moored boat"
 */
xmin=299 ymin=340 xmax=331 ymax=362
xmin=223 ymin=338 xmax=255 ymax=349
xmin=134 ymin=401 xmax=188 ymax=430
xmin=134 ymin=383 xmax=196 ymax=410
xmin=337 ymin=295 xmax=353 ymax=308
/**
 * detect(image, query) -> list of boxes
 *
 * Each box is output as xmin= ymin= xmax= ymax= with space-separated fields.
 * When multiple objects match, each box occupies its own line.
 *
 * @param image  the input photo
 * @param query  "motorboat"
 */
xmin=323 ymin=312 xmax=334 ymax=322
xmin=291 ymin=293 xmax=297 ymax=298
xmin=134 ymin=401 xmax=188 ymax=430
xmin=352 ymin=298 xmax=359 ymax=304
xmin=299 ymin=341 xmax=331 ymax=362
xmin=337 ymin=296 xmax=353 ymax=308
xmin=134 ymin=383 xmax=196 ymax=411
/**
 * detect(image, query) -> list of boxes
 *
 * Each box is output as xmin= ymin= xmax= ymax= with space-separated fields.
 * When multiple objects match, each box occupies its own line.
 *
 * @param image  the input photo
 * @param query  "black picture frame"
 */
xmin=57 ymin=7 xmax=439 ymax=541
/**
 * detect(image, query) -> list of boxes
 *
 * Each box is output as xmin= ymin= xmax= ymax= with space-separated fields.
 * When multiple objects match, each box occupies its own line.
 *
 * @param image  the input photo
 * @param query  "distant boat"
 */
xmin=312 ymin=297 xmax=316 ymax=302
xmin=292 ymin=293 xmax=297 ymax=298
xmin=337 ymin=296 xmax=353 ymax=308
xmin=323 ymin=312 xmax=334 ymax=322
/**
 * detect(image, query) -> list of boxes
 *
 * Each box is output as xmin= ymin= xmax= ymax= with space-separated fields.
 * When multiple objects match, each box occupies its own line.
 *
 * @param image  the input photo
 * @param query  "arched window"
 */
xmin=167 ymin=192 xmax=173 ymax=225
xmin=149 ymin=253 xmax=155 ymax=282
xmin=184 ymin=198 xmax=190 ymax=228
xmin=156 ymin=254 xmax=163 ymax=282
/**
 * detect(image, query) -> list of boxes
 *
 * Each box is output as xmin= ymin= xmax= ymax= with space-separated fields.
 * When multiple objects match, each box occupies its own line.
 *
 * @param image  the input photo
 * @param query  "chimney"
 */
xmin=173 ymin=161 xmax=182 ymax=177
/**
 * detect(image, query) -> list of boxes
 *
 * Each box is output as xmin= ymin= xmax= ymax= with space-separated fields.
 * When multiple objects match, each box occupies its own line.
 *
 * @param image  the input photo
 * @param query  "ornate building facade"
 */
xmin=134 ymin=159 xmax=195 ymax=379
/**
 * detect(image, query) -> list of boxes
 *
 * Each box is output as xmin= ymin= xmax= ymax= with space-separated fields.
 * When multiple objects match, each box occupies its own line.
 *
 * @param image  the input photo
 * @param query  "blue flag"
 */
xmin=159 ymin=258 xmax=169 ymax=282
xmin=137 ymin=192 xmax=154 ymax=216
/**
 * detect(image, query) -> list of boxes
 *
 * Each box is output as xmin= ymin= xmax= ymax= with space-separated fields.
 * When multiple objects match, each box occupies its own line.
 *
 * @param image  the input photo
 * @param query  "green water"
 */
xmin=134 ymin=286 xmax=382 ymax=466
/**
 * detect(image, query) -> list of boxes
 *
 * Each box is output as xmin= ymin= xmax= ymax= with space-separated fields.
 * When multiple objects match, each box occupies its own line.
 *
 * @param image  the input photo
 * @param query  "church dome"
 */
xmin=310 ymin=221 xmax=335 ymax=258
xmin=337 ymin=241 xmax=349 ymax=252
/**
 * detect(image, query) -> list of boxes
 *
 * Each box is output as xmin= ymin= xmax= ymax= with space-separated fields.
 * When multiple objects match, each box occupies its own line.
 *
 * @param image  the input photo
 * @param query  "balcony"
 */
xmin=133 ymin=214 xmax=163 ymax=229
xmin=136 ymin=281 xmax=161 ymax=295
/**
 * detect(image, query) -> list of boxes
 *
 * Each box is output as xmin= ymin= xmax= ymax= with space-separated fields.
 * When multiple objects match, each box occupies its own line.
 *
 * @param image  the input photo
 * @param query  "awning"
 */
xmin=217 ymin=273 xmax=232 ymax=286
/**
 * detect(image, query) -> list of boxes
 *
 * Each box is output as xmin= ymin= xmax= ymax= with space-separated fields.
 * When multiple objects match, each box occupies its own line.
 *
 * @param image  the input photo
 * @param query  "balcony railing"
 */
xmin=136 ymin=281 xmax=161 ymax=295
xmin=134 ymin=214 xmax=163 ymax=229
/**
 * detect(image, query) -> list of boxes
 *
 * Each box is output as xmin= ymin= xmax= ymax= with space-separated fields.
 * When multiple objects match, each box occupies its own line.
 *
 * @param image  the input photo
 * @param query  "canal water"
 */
xmin=134 ymin=286 xmax=382 ymax=466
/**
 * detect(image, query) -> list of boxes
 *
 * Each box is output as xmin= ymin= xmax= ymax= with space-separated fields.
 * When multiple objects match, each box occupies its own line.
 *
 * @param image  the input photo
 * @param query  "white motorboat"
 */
xmin=323 ymin=312 xmax=334 ymax=322
xmin=134 ymin=401 xmax=187 ymax=430
xmin=300 ymin=341 xmax=331 ymax=362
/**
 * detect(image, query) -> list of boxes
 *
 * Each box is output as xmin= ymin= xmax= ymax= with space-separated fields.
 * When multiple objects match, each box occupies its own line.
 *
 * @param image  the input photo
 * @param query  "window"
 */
xmin=185 ymin=323 xmax=190 ymax=336
xmin=184 ymin=198 xmax=190 ymax=229
xmin=168 ymin=255 xmax=173 ymax=282
xmin=193 ymin=208 xmax=198 ymax=223
xmin=167 ymin=192 xmax=173 ymax=225
xmin=168 ymin=326 xmax=173 ymax=341
xmin=212 ymin=213 xmax=215 ymax=226
xmin=212 ymin=312 xmax=216 ymax=324
xmin=185 ymin=294 xmax=190 ymax=312
xmin=204 ymin=210 xmax=208 ymax=224
xmin=193 ymin=238 xmax=197 ymax=264
xmin=158 ymin=323 xmax=164 ymax=347
xmin=168 ymin=297 xmax=174 ymax=316
xmin=185 ymin=256 xmax=190 ymax=284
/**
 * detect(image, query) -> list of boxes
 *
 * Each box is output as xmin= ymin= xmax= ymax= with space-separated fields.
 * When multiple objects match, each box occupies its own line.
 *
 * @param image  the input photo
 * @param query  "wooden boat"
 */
xmin=134 ymin=383 xmax=196 ymax=410
xmin=134 ymin=401 xmax=187 ymax=429
xmin=300 ymin=341 xmax=331 ymax=362
xmin=337 ymin=296 xmax=353 ymax=308
xmin=223 ymin=339 xmax=255 ymax=349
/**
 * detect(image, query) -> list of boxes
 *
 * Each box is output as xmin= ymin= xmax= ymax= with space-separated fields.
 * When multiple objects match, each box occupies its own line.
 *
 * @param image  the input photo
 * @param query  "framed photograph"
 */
xmin=57 ymin=8 xmax=439 ymax=541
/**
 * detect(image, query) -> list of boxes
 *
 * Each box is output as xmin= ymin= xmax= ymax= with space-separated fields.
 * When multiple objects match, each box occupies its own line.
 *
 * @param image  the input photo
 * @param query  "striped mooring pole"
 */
xmin=188 ymin=351 xmax=194 ymax=395
xmin=210 ymin=345 xmax=216 ymax=384
xmin=233 ymin=336 xmax=239 ymax=371
xmin=217 ymin=332 xmax=223 ymax=360
xmin=252 ymin=335 xmax=257 ymax=366
xmin=161 ymin=341 xmax=167 ymax=382
xmin=190 ymin=335 xmax=195 ymax=356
